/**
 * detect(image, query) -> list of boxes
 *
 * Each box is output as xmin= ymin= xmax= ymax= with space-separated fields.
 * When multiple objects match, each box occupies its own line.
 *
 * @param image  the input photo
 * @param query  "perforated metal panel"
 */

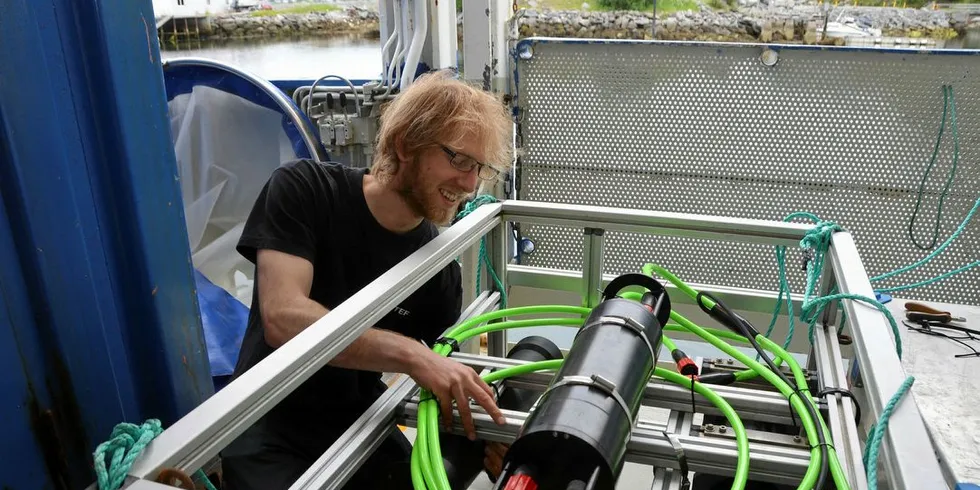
xmin=513 ymin=40 xmax=979 ymax=305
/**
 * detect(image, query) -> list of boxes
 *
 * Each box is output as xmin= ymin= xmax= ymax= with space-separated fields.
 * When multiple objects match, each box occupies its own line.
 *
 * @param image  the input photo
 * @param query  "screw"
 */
xmin=727 ymin=359 xmax=735 ymax=365
xmin=719 ymin=426 xmax=728 ymax=434
xmin=704 ymin=424 xmax=715 ymax=432
xmin=794 ymin=435 xmax=802 ymax=443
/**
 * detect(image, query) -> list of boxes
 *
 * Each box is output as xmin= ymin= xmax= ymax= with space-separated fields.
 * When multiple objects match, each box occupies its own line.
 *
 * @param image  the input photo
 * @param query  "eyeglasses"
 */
xmin=441 ymin=145 xmax=500 ymax=181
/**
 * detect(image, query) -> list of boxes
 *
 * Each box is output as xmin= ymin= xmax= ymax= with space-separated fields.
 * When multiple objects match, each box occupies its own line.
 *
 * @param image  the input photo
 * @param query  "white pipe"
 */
xmin=379 ymin=29 xmax=398 ymax=87
xmin=382 ymin=0 xmax=405 ymax=97
xmin=400 ymin=0 xmax=428 ymax=90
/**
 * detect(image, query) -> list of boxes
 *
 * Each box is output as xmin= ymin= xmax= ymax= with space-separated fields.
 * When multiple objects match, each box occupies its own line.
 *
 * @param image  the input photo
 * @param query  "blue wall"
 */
xmin=0 ymin=0 xmax=213 ymax=487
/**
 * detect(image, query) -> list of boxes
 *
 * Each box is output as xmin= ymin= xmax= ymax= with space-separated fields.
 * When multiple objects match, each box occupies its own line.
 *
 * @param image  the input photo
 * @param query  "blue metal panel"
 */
xmin=0 ymin=135 xmax=57 ymax=490
xmin=0 ymin=0 xmax=213 ymax=486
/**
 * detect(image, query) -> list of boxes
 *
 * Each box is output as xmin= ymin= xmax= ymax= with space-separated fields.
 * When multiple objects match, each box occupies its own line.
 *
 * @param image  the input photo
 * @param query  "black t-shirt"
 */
xmin=230 ymin=159 xmax=462 ymax=456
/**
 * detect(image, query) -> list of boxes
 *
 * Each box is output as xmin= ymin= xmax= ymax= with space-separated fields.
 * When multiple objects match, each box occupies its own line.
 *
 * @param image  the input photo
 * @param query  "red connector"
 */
xmin=504 ymin=474 xmax=539 ymax=490
xmin=671 ymin=349 xmax=700 ymax=377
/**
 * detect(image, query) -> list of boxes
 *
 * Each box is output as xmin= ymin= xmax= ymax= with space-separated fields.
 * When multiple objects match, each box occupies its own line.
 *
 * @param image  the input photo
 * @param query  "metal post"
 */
xmin=462 ymin=0 xmax=492 ymax=85
xmin=489 ymin=0 xmax=512 ymax=93
xmin=458 ymin=245 xmax=483 ymax=354
xmin=828 ymin=233 xmax=946 ymax=490
xmin=581 ymin=228 xmax=606 ymax=308
xmin=424 ymin=0 xmax=458 ymax=70
xmin=485 ymin=222 xmax=509 ymax=357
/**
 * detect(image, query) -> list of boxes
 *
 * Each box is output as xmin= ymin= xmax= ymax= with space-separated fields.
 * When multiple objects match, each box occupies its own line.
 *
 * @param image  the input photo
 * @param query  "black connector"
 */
xmin=696 ymin=372 xmax=737 ymax=386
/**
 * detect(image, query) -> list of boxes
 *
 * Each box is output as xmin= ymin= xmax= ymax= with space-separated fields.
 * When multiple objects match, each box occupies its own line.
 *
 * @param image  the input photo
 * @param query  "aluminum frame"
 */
xmin=102 ymin=200 xmax=946 ymax=490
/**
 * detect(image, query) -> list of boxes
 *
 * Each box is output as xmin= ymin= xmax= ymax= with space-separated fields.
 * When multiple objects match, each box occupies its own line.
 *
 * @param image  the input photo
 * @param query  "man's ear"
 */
xmin=394 ymin=134 xmax=408 ymax=164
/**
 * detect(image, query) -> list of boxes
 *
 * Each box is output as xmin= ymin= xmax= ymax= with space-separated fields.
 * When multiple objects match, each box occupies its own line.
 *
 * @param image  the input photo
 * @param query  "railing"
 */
xmin=95 ymin=201 xmax=947 ymax=490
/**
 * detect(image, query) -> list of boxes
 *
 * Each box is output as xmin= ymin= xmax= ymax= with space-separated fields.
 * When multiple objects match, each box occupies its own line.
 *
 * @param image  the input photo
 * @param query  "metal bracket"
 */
xmin=542 ymin=373 xmax=635 ymax=437
xmin=580 ymin=315 xmax=659 ymax=367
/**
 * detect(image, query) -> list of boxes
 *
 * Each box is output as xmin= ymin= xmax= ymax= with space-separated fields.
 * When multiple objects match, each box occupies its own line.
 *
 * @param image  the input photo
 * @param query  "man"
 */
xmin=221 ymin=70 xmax=514 ymax=489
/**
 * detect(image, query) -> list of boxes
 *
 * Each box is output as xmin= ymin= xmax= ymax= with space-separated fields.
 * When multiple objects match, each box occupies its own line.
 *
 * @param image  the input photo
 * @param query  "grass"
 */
xmin=249 ymin=3 xmax=340 ymax=16
xmin=524 ymin=0 xmax=700 ymax=13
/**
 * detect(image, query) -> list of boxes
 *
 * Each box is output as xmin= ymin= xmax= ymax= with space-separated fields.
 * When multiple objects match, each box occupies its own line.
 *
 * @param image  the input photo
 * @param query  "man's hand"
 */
xmin=484 ymin=442 xmax=509 ymax=480
xmin=409 ymin=350 xmax=506 ymax=440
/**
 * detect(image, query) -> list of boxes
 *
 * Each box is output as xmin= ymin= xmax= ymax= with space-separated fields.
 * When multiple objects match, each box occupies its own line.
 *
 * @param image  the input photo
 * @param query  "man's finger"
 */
xmin=469 ymin=379 xmax=506 ymax=425
xmin=437 ymin=390 xmax=453 ymax=429
xmin=488 ymin=441 xmax=508 ymax=458
xmin=453 ymin=384 xmax=476 ymax=441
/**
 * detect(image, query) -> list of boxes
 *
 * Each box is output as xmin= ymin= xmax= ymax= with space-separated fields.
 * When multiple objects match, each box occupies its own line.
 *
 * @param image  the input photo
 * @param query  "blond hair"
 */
xmin=371 ymin=70 xmax=513 ymax=185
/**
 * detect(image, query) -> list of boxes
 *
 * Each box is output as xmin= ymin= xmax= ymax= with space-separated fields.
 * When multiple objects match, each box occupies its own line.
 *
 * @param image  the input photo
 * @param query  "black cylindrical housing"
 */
xmin=441 ymin=336 xmax=564 ymax=490
xmin=498 ymin=286 xmax=668 ymax=490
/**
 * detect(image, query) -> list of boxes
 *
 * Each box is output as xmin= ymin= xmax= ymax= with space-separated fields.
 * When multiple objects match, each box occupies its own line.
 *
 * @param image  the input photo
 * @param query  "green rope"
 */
xmin=863 ymin=376 xmax=916 ymax=490
xmin=94 ymin=419 xmax=162 ymax=490
xmin=908 ymin=84 xmax=958 ymax=251
xmin=93 ymin=419 xmax=216 ymax=490
xmin=455 ymin=194 xmax=507 ymax=308
xmin=875 ymin=260 xmax=980 ymax=294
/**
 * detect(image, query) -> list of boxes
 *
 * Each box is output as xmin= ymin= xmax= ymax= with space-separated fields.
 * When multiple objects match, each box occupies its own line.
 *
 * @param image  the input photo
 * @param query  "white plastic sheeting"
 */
xmin=169 ymin=84 xmax=298 ymax=306
xmin=168 ymin=85 xmax=302 ymax=377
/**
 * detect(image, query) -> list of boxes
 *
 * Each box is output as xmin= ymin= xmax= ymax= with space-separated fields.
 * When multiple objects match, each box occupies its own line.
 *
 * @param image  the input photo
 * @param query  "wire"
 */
xmin=306 ymin=75 xmax=361 ymax=118
xmin=695 ymin=291 xmax=832 ymax=490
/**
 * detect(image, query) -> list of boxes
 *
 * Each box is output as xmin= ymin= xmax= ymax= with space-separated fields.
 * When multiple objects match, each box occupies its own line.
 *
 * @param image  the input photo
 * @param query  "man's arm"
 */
xmin=256 ymin=249 xmax=505 ymax=437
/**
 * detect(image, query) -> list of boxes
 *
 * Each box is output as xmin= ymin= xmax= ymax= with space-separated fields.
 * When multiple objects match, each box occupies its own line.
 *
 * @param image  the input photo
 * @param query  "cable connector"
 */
xmin=696 ymin=372 xmax=737 ymax=386
xmin=434 ymin=337 xmax=460 ymax=353
xmin=670 ymin=349 xmax=699 ymax=377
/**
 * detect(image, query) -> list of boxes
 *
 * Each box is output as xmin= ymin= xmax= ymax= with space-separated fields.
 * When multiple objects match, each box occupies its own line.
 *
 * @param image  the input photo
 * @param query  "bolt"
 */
xmin=704 ymin=424 xmax=715 ymax=432
xmin=794 ymin=435 xmax=802 ymax=443
xmin=727 ymin=359 xmax=735 ymax=365
xmin=719 ymin=426 xmax=728 ymax=434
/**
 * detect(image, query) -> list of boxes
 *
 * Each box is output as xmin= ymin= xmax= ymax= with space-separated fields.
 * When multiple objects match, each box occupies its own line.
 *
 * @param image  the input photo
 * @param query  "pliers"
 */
xmin=904 ymin=301 xmax=967 ymax=324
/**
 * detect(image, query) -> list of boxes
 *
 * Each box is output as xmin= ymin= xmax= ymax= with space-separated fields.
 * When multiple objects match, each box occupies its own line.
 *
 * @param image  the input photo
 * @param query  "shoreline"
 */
xmin=162 ymin=4 xmax=978 ymax=45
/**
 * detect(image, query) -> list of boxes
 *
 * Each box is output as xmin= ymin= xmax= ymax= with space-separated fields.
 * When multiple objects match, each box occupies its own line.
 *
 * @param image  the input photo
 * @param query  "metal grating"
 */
xmin=513 ymin=40 xmax=980 ymax=305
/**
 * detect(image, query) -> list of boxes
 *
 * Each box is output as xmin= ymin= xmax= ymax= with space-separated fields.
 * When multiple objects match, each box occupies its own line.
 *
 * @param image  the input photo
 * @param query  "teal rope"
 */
xmin=94 ymin=420 xmax=163 ymax=490
xmin=908 ymin=84 xmax=958 ymax=251
xmin=93 ymin=419 xmax=216 ymax=490
xmin=875 ymin=260 xmax=980 ymax=294
xmin=455 ymin=195 xmax=508 ymax=308
xmin=863 ymin=376 xmax=916 ymax=490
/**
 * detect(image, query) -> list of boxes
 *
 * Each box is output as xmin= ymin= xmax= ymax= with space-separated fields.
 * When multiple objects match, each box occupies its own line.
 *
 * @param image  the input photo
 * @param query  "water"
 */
xmin=160 ymin=30 xmax=979 ymax=84
xmin=159 ymin=35 xmax=384 ymax=81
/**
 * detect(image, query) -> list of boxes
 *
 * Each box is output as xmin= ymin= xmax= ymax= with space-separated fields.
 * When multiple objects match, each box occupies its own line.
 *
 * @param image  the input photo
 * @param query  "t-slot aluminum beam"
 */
xmin=828 ymin=233 xmax=946 ymax=490
xmin=288 ymin=292 xmax=501 ymax=490
xmin=450 ymin=352 xmax=812 ymax=426
xmin=398 ymin=400 xmax=812 ymax=486
xmin=120 ymin=204 xmax=503 ymax=482
xmin=499 ymin=200 xmax=813 ymax=247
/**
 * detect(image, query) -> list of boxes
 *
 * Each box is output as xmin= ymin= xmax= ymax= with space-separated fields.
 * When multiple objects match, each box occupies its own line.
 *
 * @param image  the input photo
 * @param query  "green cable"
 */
xmin=476 ymin=359 xmax=751 ymax=490
xmin=661 ymin=333 xmax=677 ymax=352
xmin=757 ymin=335 xmax=850 ymax=490
xmin=410 ymin=440 xmax=427 ymax=490
xmin=412 ymin=306 xmax=755 ymax=490
xmin=654 ymin=367 xmax=750 ymax=490
xmin=670 ymin=311 xmax=822 ymax=490
xmin=412 ymin=306 xmax=591 ymax=489
xmin=645 ymin=264 xmax=845 ymax=489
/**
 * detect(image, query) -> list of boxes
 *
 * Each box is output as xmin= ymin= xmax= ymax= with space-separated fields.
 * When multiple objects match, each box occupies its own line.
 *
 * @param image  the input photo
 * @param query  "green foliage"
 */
xmin=249 ymin=4 xmax=340 ymax=17
xmin=593 ymin=0 xmax=700 ymax=12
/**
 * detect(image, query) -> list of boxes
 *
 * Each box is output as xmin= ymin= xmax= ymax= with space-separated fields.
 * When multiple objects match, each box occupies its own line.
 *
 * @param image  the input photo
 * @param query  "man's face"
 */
xmin=395 ymin=138 xmax=487 ymax=225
